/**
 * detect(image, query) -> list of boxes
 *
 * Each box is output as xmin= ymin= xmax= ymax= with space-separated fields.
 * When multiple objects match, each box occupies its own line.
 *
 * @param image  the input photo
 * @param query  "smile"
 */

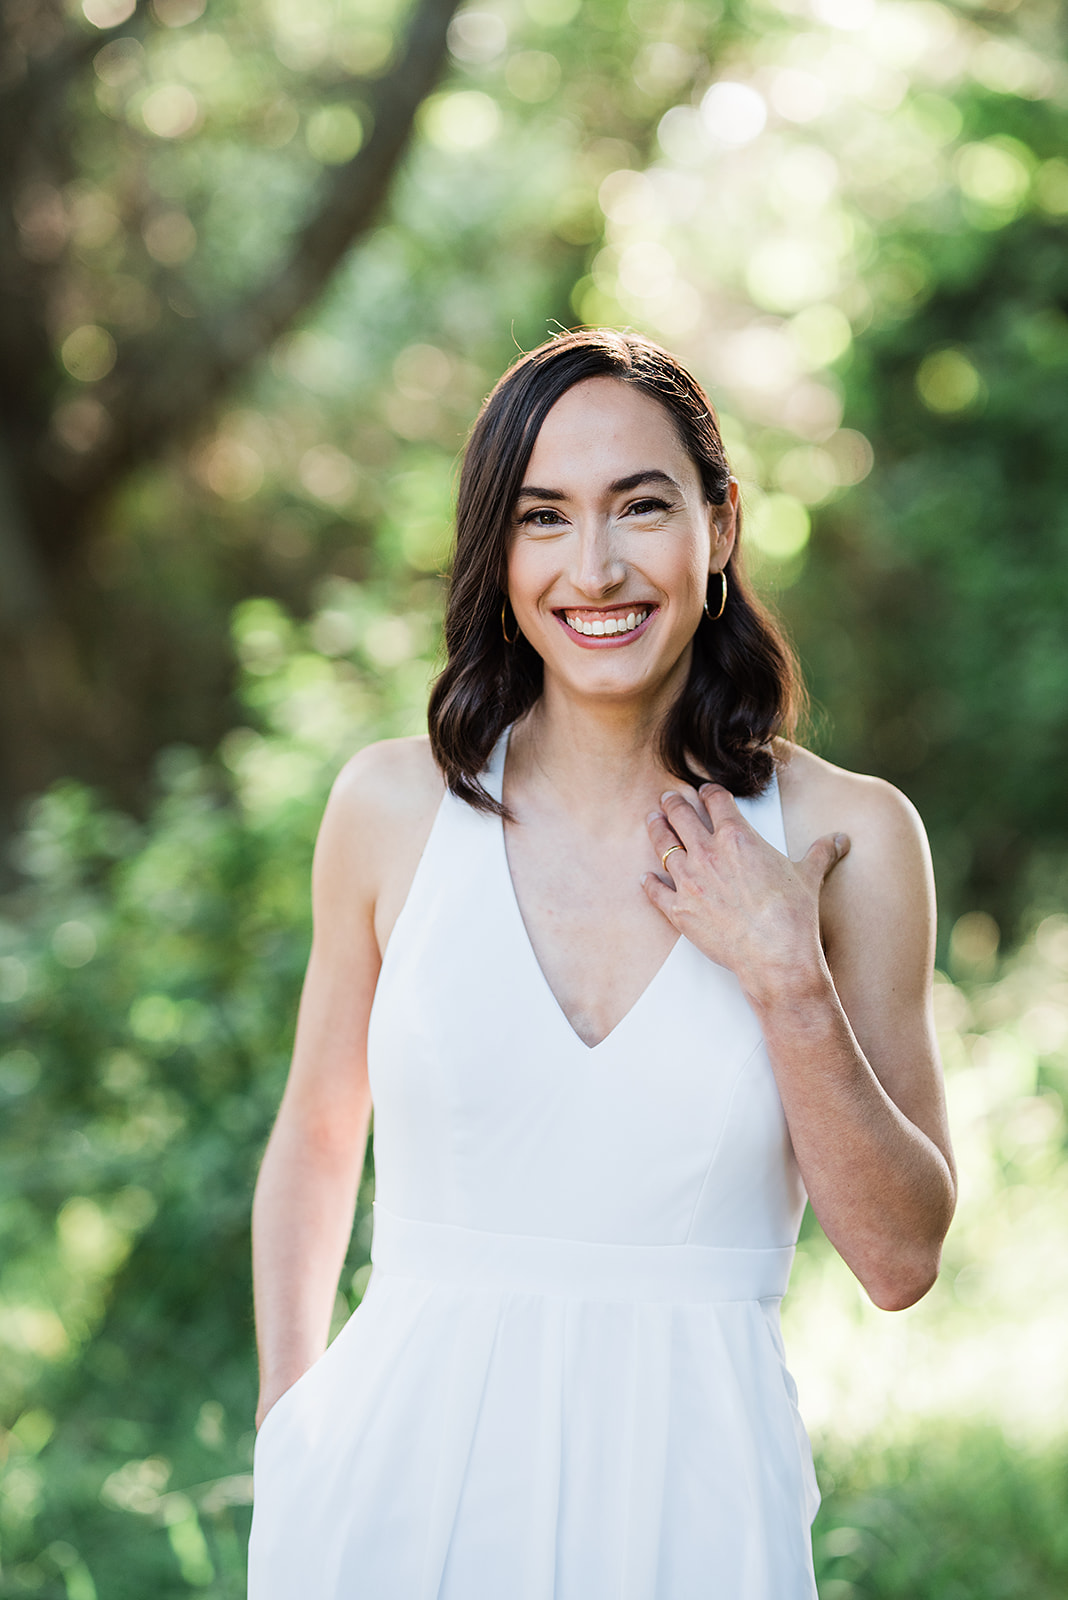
xmin=559 ymin=607 xmax=653 ymax=639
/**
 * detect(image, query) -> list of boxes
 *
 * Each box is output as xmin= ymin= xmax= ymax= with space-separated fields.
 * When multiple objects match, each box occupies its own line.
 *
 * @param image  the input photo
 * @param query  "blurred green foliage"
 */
xmin=813 ymin=1427 xmax=1068 ymax=1598
xmin=0 ymin=598 xmax=391 ymax=1597
xmin=3 ymin=0 xmax=1068 ymax=1594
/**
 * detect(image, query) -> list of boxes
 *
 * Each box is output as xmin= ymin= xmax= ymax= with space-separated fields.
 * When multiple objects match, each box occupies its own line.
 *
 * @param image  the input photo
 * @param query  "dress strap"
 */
xmin=736 ymin=767 xmax=788 ymax=855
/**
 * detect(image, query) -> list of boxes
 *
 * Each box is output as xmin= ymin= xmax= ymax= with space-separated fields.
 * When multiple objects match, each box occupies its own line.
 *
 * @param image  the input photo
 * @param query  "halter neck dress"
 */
xmin=247 ymin=733 xmax=820 ymax=1599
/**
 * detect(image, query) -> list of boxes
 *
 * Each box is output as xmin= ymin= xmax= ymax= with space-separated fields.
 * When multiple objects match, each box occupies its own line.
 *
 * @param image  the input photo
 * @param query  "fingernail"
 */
xmin=835 ymin=833 xmax=849 ymax=850
xmin=646 ymin=811 xmax=662 ymax=825
xmin=660 ymin=791 xmax=678 ymax=804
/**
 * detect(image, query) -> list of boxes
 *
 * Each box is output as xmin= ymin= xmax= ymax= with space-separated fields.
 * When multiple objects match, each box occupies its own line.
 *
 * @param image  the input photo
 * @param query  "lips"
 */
xmin=554 ymin=605 xmax=658 ymax=646
xmin=562 ymin=606 xmax=650 ymax=637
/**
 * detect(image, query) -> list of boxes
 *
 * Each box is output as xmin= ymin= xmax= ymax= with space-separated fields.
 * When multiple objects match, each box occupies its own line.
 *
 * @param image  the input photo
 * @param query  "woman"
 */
xmin=247 ymin=330 xmax=956 ymax=1599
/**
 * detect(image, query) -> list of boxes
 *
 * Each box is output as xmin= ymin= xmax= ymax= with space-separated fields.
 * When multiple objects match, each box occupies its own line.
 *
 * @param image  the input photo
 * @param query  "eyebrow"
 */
xmin=515 ymin=469 xmax=683 ymax=500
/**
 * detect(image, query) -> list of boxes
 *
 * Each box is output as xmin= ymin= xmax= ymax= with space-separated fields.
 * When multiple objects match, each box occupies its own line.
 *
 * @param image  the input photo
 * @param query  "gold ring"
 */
xmin=661 ymin=844 xmax=683 ymax=872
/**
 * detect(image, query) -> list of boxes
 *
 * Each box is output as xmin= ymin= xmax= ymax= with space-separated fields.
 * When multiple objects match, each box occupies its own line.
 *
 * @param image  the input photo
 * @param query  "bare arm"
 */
xmin=643 ymin=762 xmax=956 ymax=1312
xmin=251 ymin=756 xmax=380 ymax=1427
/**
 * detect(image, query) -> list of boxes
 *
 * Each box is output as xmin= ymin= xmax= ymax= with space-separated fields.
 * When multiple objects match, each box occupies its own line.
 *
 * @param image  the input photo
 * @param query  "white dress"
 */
xmin=247 ymin=734 xmax=820 ymax=1598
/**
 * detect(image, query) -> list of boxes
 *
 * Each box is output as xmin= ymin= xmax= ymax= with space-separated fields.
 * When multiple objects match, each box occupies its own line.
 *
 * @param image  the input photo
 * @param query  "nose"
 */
xmin=571 ymin=518 xmax=626 ymax=598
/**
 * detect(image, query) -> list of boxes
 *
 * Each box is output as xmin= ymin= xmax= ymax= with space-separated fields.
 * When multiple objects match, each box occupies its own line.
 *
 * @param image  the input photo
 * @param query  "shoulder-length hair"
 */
xmin=427 ymin=328 xmax=803 ymax=813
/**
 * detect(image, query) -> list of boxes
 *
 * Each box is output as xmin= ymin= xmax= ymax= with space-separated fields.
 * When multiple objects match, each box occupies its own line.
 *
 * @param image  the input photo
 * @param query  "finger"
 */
xmin=646 ymin=809 xmax=684 ymax=865
xmin=658 ymin=789 xmax=711 ymax=849
xmin=641 ymin=871 xmax=677 ymax=915
xmin=802 ymin=832 xmax=851 ymax=887
xmin=697 ymin=783 xmax=748 ymax=831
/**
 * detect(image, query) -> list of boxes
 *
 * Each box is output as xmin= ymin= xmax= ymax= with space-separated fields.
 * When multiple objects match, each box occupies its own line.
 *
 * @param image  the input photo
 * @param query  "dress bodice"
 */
xmin=367 ymin=734 xmax=807 ymax=1251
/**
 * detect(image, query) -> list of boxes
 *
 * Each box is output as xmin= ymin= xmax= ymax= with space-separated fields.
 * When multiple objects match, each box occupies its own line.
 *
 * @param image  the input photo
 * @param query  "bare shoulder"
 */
xmin=314 ymin=737 xmax=445 ymax=930
xmin=329 ymin=734 xmax=444 ymax=830
xmin=773 ymin=740 xmax=935 ymax=961
xmin=774 ymin=740 xmax=930 ymax=865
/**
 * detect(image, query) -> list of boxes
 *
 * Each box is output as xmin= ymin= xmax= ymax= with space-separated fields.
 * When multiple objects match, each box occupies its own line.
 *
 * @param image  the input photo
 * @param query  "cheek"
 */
xmin=506 ymin=541 xmax=552 ymax=607
xmin=656 ymin=538 xmax=708 ymax=604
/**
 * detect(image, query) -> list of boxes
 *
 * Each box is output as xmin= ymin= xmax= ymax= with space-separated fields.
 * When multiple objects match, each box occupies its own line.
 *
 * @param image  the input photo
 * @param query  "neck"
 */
xmin=508 ymin=687 xmax=683 ymax=833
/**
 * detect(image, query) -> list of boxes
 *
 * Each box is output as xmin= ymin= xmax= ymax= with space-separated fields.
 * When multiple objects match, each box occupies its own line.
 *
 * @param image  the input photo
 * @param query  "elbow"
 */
xmin=861 ymin=1171 xmax=957 ymax=1313
xmin=863 ymin=1242 xmax=944 ymax=1313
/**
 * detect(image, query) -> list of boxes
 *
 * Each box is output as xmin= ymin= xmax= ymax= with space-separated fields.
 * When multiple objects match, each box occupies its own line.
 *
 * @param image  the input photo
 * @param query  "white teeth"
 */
xmin=563 ymin=608 xmax=650 ymax=638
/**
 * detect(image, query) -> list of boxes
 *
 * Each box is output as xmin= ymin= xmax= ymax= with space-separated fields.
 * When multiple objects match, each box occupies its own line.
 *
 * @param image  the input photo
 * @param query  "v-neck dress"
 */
xmin=247 ymin=735 xmax=820 ymax=1599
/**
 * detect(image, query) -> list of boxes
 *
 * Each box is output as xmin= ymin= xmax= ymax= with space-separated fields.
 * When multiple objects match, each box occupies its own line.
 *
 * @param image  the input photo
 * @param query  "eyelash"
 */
xmin=517 ymin=498 xmax=671 ymax=527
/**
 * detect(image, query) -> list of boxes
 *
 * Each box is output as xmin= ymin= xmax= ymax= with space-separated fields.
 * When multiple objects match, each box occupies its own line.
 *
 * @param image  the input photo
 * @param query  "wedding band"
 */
xmin=661 ymin=844 xmax=683 ymax=871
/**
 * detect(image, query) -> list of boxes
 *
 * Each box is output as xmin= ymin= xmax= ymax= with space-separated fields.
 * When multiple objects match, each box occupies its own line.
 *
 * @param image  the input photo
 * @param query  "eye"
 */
xmin=518 ymin=506 xmax=567 ymax=528
xmin=624 ymin=497 xmax=671 ymax=517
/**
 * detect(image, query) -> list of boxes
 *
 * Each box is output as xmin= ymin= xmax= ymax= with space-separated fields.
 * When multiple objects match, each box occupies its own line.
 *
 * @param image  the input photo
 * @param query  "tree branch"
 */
xmin=68 ymin=0 xmax=462 ymax=516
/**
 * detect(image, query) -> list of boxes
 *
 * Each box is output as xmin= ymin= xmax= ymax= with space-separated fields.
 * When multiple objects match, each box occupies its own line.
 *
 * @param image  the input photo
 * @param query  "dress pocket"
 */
xmin=758 ymin=1300 xmax=821 ymax=1524
xmin=253 ymin=1356 xmax=320 ymax=1458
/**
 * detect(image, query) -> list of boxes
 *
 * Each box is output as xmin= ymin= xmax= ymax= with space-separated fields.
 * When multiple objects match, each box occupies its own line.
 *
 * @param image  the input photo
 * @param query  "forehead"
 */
xmin=524 ymin=376 xmax=696 ymax=484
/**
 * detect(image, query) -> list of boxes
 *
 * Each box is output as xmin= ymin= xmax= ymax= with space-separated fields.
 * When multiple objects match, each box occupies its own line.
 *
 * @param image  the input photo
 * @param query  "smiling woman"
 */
xmin=247 ymin=330 xmax=956 ymax=1600
xmin=429 ymin=332 xmax=801 ymax=815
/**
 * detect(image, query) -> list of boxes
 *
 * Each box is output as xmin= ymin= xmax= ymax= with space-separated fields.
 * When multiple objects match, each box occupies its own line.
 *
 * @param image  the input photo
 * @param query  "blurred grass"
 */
xmin=813 ymin=1427 xmax=1068 ymax=1599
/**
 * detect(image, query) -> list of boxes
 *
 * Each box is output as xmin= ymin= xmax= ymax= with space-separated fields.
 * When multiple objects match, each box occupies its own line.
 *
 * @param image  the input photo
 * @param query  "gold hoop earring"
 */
xmin=501 ymin=598 xmax=519 ymax=645
xmin=705 ymin=570 xmax=727 ymax=621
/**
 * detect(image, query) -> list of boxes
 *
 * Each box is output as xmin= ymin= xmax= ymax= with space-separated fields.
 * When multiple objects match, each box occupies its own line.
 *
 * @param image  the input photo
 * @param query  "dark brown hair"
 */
xmin=427 ymin=329 xmax=803 ymax=812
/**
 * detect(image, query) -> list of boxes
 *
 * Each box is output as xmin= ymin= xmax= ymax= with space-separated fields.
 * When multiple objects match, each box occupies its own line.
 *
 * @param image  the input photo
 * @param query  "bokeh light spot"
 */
xmin=83 ymin=0 xmax=136 ymax=26
xmin=746 ymin=239 xmax=837 ymax=313
xmin=1034 ymin=158 xmax=1068 ymax=217
xmin=825 ymin=428 xmax=874 ymax=486
xmin=363 ymin=617 xmax=416 ymax=668
xmin=1036 ymin=915 xmax=1068 ymax=971
xmin=812 ymin=0 xmax=874 ymax=31
xmin=52 ymin=922 xmax=97 ymax=969
xmin=769 ymin=68 xmax=828 ymax=124
xmin=505 ymin=51 xmax=561 ymax=102
xmin=299 ymin=446 xmax=357 ymax=505
xmin=950 ymin=911 xmax=1000 ymax=976
xmin=448 ymin=11 xmax=507 ymax=65
xmin=746 ymin=493 xmax=811 ymax=559
xmin=421 ymin=91 xmax=501 ymax=153
xmin=916 ymin=348 xmax=984 ymax=413
xmin=140 ymin=85 xmax=199 ymax=139
xmin=700 ymin=82 xmax=767 ymax=148
xmin=194 ymin=438 xmax=264 ymax=501
xmin=338 ymin=28 xmax=394 ymax=76
xmin=306 ymin=105 xmax=364 ymax=165
xmin=955 ymin=139 xmax=1032 ymax=213
xmin=790 ymin=303 xmax=853 ymax=368
xmin=60 ymin=326 xmax=117 ymax=384
xmin=774 ymin=446 xmax=839 ymax=506
xmin=0 ymin=1049 xmax=39 ymax=1095
xmin=617 ymin=240 xmax=675 ymax=300
xmin=969 ymin=38 xmax=1054 ymax=100
xmin=598 ymin=168 xmax=652 ymax=225
xmin=0 ymin=956 xmax=29 ymax=1003
xmin=393 ymin=344 xmax=452 ymax=399
xmin=656 ymin=106 xmax=707 ymax=166
xmin=93 ymin=37 xmax=144 ymax=86
xmin=142 ymin=211 xmax=197 ymax=265
xmin=151 ymin=0 xmax=207 ymax=24
xmin=129 ymin=994 xmax=183 ymax=1045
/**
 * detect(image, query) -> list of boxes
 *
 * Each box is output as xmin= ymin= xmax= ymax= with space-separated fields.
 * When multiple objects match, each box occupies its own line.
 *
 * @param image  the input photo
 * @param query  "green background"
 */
xmin=2 ymin=0 xmax=1067 ymax=1594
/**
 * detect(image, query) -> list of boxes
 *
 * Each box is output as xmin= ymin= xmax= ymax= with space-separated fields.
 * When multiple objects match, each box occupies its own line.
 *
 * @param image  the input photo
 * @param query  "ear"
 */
xmin=709 ymin=476 xmax=739 ymax=574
